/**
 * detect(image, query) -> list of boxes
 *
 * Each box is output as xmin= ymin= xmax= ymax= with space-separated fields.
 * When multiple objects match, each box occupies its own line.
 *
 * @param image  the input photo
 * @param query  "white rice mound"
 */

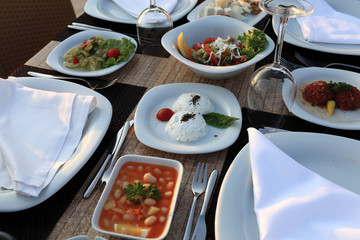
xmin=172 ymin=93 xmax=214 ymax=114
xmin=165 ymin=111 xmax=208 ymax=142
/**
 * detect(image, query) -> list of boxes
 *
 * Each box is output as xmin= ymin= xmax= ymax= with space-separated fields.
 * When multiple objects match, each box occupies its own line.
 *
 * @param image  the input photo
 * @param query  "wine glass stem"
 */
xmin=274 ymin=16 xmax=289 ymax=64
xmin=150 ymin=0 xmax=157 ymax=7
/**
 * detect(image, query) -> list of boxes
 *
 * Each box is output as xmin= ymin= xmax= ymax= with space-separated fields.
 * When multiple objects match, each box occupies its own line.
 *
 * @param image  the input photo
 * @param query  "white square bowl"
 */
xmin=92 ymin=154 xmax=183 ymax=240
xmin=161 ymin=15 xmax=274 ymax=80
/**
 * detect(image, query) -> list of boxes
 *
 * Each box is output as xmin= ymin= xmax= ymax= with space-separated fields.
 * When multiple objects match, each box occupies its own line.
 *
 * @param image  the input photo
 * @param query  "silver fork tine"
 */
xmin=194 ymin=163 xmax=201 ymax=183
xmin=198 ymin=163 xmax=204 ymax=182
xmin=280 ymin=57 xmax=303 ymax=71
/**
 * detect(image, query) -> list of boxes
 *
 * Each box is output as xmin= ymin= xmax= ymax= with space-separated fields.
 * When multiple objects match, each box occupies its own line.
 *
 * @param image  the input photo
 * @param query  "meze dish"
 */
xmin=62 ymin=35 xmax=136 ymax=71
xmin=47 ymin=30 xmax=138 ymax=77
xmin=156 ymin=92 xmax=239 ymax=142
xmin=93 ymin=155 xmax=183 ymax=239
xmin=177 ymin=29 xmax=268 ymax=66
xmin=202 ymin=0 xmax=261 ymax=20
xmin=301 ymin=80 xmax=360 ymax=116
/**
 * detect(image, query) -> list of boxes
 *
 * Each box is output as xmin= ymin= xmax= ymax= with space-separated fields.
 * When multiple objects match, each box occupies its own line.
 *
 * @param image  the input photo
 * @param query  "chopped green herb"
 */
xmin=203 ymin=112 xmax=239 ymax=128
xmin=146 ymin=184 xmax=161 ymax=200
xmin=328 ymin=81 xmax=353 ymax=91
xmin=122 ymin=182 xmax=161 ymax=204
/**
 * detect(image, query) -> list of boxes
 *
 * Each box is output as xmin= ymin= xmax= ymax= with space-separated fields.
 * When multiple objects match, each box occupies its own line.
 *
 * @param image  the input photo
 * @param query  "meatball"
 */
xmin=302 ymin=81 xmax=335 ymax=106
xmin=334 ymin=86 xmax=360 ymax=110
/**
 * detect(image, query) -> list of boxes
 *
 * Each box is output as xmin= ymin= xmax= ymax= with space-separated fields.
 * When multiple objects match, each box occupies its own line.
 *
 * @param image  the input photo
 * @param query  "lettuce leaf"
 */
xmin=237 ymin=29 xmax=268 ymax=60
xmin=102 ymin=38 xmax=136 ymax=68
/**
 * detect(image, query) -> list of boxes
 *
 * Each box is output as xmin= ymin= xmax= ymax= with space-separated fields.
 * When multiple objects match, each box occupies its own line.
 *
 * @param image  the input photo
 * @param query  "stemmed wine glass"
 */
xmin=136 ymin=0 xmax=173 ymax=56
xmin=247 ymin=0 xmax=313 ymax=129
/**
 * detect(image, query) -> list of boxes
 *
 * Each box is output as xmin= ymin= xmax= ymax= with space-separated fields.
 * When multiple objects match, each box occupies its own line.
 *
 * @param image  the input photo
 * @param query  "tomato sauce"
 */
xmin=98 ymin=162 xmax=178 ymax=238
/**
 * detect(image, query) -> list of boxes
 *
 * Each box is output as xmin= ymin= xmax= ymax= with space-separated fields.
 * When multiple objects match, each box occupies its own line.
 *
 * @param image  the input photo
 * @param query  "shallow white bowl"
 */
xmin=92 ymin=154 xmax=183 ymax=240
xmin=161 ymin=15 xmax=274 ymax=80
xmin=47 ymin=30 xmax=137 ymax=77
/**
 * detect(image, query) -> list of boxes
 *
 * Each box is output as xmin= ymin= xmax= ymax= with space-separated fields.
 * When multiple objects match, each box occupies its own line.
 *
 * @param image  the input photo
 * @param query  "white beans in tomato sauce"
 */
xmin=98 ymin=161 xmax=178 ymax=239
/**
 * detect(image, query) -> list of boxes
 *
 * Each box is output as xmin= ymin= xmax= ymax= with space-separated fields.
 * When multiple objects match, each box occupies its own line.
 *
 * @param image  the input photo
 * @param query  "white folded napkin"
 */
xmin=112 ymin=0 xmax=178 ymax=18
xmin=248 ymin=127 xmax=360 ymax=240
xmin=0 ymin=79 xmax=96 ymax=197
xmin=296 ymin=0 xmax=360 ymax=44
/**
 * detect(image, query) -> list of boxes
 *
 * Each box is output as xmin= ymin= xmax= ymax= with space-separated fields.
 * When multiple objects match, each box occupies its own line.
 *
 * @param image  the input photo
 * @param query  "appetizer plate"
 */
xmin=134 ymin=83 xmax=242 ymax=154
xmin=92 ymin=154 xmax=183 ymax=240
xmin=0 ymin=77 xmax=112 ymax=212
xmin=162 ymin=15 xmax=274 ymax=79
xmin=288 ymin=67 xmax=360 ymax=130
xmin=47 ymin=30 xmax=137 ymax=77
xmin=85 ymin=0 xmax=197 ymax=24
xmin=272 ymin=0 xmax=360 ymax=55
xmin=216 ymin=131 xmax=360 ymax=240
xmin=187 ymin=0 xmax=267 ymax=26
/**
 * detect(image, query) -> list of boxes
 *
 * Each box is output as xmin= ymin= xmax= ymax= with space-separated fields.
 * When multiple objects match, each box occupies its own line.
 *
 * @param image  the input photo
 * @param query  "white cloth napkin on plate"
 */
xmin=248 ymin=127 xmax=360 ymax=240
xmin=296 ymin=0 xmax=360 ymax=44
xmin=111 ymin=0 xmax=178 ymax=18
xmin=0 ymin=79 xmax=96 ymax=197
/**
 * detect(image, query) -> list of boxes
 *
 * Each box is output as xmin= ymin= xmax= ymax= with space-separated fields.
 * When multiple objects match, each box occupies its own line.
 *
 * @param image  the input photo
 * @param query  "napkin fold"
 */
xmin=296 ymin=0 xmax=360 ymax=44
xmin=112 ymin=0 xmax=178 ymax=18
xmin=248 ymin=127 xmax=360 ymax=240
xmin=0 ymin=79 xmax=96 ymax=197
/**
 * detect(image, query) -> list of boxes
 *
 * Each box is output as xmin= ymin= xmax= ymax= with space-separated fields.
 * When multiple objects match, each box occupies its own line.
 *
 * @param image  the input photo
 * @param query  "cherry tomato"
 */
xmin=72 ymin=58 xmax=79 ymax=64
xmin=156 ymin=108 xmax=174 ymax=121
xmin=107 ymin=48 xmax=121 ymax=59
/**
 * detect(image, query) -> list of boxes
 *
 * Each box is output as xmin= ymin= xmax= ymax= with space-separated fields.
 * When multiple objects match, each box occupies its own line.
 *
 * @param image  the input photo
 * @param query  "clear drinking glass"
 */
xmin=247 ymin=0 xmax=313 ymax=129
xmin=136 ymin=0 xmax=173 ymax=56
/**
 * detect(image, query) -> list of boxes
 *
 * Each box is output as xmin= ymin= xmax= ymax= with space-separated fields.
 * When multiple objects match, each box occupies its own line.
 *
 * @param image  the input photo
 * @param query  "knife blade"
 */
xmin=191 ymin=170 xmax=218 ymax=240
xmin=83 ymin=120 xmax=133 ymax=198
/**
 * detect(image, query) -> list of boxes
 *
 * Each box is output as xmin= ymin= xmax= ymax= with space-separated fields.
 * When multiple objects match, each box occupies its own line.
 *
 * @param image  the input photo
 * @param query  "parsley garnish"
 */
xmin=146 ymin=184 xmax=161 ymax=200
xmin=328 ymin=81 xmax=352 ymax=91
xmin=122 ymin=182 xmax=161 ymax=204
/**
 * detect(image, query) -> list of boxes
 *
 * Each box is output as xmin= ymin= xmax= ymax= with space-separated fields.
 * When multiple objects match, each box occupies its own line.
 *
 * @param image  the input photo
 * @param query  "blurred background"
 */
xmin=0 ymin=0 xmax=86 ymax=78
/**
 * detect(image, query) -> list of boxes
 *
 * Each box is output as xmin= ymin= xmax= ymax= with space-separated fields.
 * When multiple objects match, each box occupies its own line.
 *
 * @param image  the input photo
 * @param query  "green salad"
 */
xmin=62 ymin=35 xmax=136 ymax=71
xmin=189 ymin=29 xmax=268 ymax=66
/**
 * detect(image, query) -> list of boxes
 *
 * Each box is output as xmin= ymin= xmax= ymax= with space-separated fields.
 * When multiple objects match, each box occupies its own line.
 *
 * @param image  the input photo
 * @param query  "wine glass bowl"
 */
xmin=247 ymin=0 xmax=313 ymax=129
xmin=260 ymin=0 xmax=314 ymax=18
xmin=136 ymin=0 xmax=173 ymax=56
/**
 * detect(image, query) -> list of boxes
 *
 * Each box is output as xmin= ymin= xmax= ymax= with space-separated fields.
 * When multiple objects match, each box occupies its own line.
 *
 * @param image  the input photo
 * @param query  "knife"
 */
xmin=68 ymin=23 xmax=113 ymax=32
xmin=191 ymin=170 xmax=218 ymax=240
xmin=83 ymin=120 xmax=133 ymax=198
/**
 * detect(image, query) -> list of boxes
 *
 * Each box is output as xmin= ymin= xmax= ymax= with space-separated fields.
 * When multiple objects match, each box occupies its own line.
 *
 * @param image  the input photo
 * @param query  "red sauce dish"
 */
xmin=92 ymin=155 xmax=183 ymax=240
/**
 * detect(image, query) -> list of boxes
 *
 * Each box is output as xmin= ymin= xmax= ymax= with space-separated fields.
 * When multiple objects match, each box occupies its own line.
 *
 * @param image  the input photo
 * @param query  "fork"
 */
xmin=295 ymin=52 xmax=360 ymax=72
xmin=27 ymin=71 xmax=118 ymax=90
xmin=183 ymin=162 xmax=208 ymax=240
xmin=280 ymin=57 xmax=304 ymax=71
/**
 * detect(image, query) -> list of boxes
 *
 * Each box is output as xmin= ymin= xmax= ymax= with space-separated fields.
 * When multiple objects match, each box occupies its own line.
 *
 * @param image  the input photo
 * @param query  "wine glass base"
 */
xmin=247 ymin=63 xmax=296 ymax=129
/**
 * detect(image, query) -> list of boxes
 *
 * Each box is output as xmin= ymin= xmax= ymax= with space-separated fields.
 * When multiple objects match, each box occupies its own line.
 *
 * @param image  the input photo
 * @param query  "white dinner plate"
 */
xmin=134 ymin=83 xmax=242 ymax=154
xmin=215 ymin=131 xmax=360 ymax=240
xmin=0 ymin=77 xmax=112 ymax=212
xmin=47 ymin=30 xmax=137 ymax=77
xmin=288 ymin=67 xmax=360 ymax=130
xmin=187 ymin=0 xmax=267 ymax=26
xmin=272 ymin=0 xmax=360 ymax=55
xmin=84 ymin=0 xmax=197 ymax=24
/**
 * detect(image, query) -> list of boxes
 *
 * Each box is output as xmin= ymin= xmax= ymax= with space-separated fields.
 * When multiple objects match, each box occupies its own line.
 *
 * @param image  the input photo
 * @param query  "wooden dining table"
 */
xmin=1 ymin=2 xmax=360 ymax=239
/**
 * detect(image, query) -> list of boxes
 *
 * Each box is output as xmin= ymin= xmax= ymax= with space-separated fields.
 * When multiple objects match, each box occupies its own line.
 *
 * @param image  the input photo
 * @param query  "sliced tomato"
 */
xmin=203 ymin=37 xmax=217 ymax=44
xmin=156 ymin=108 xmax=174 ymax=121
xmin=204 ymin=45 xmax=219 ymax=65
xmin=240 ymin=55 xmax=247 ymax=63
xmin=107 ymin=48 xmax=121 ymax=59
